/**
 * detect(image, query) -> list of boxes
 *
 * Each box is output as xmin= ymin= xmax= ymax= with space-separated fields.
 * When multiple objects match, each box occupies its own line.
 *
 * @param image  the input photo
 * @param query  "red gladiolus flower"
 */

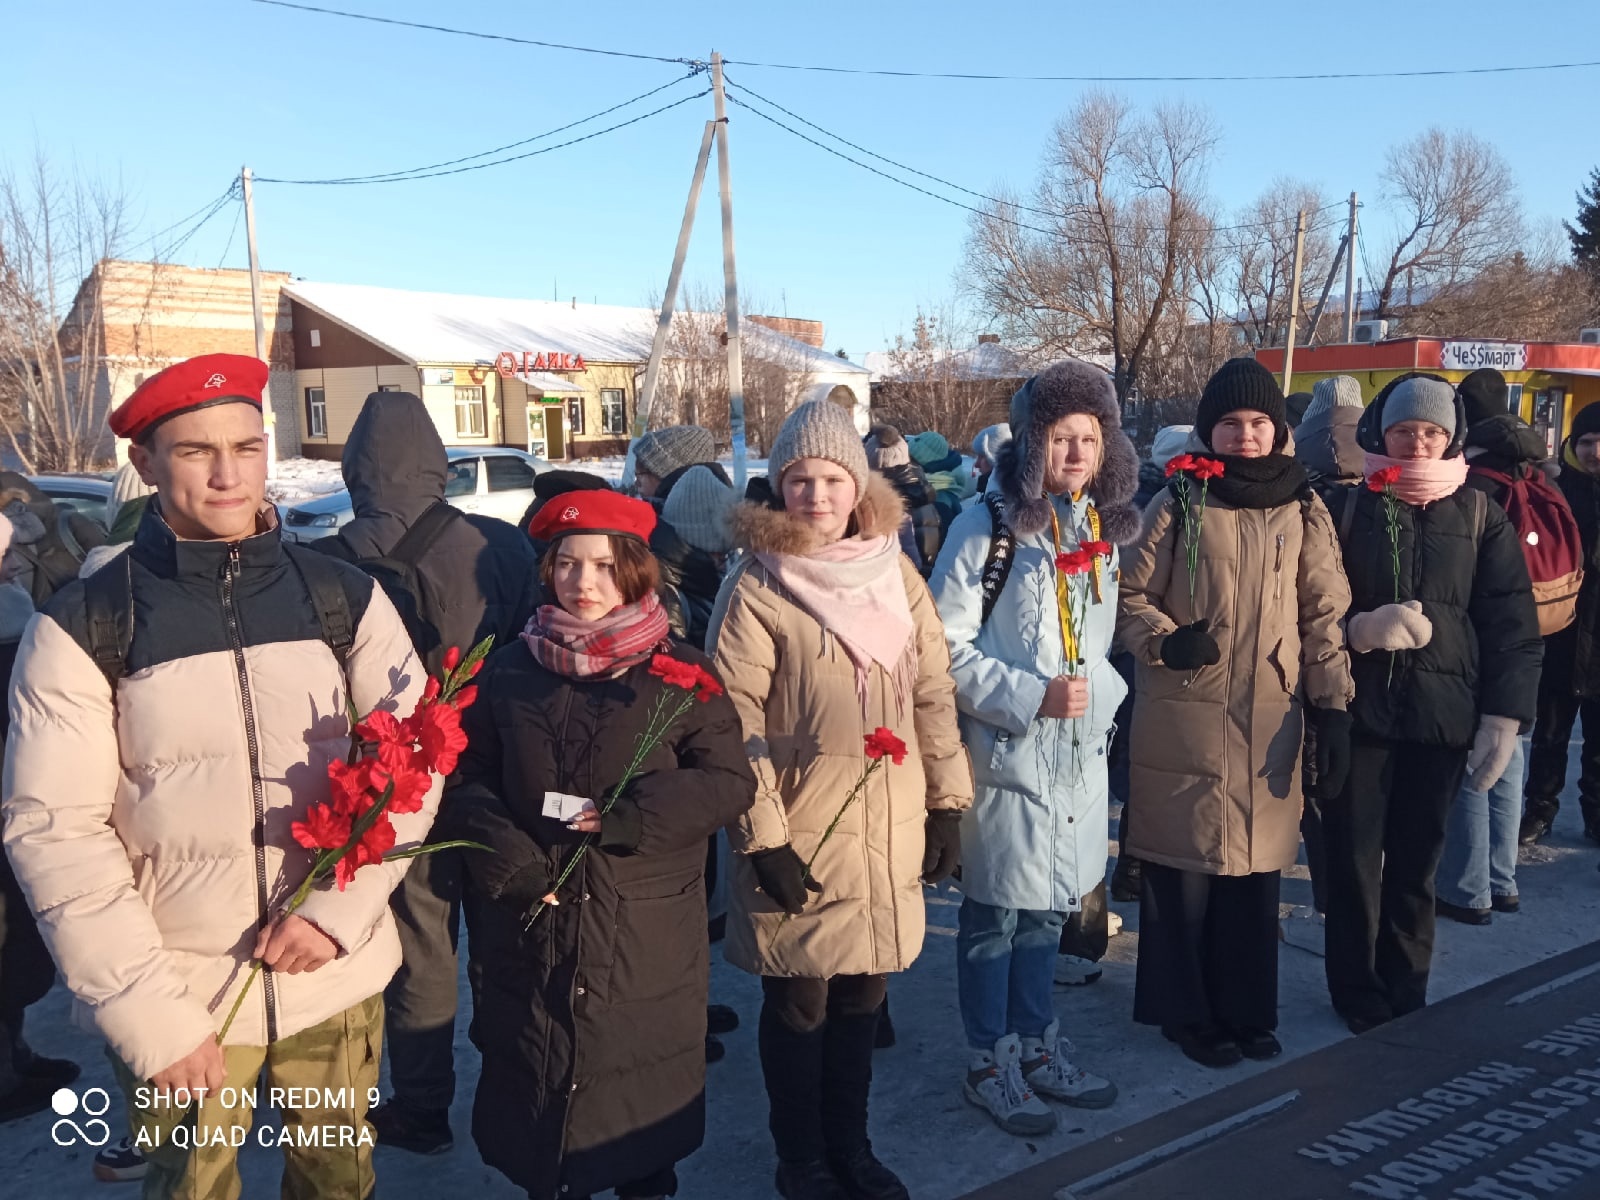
xmin=1191 ymin=457 xmax=1226 ymax=482
xmin=1367 ymin=465 xmax=1404 ymax=492
xmin=327 ymin=757 xmax=387 ymax=818
xmin=382 ymin=763 xmax=434 ymax=816
xmin=864 ymin=727 xmax=908 ymax=766
xmin=421 ymin=676 xmax=442 ymax=705
xmin=292 ymin=802 xmax=352 ymax=852
xmin=649 ymin=653 xmax=702 ymax=691
xmin=452 ymin=685 xmax=479 ymax=712
xmin=333 ymin=813 xmax=397 ymax=890
xmin=467 ymin=658 xmax=484 ymax=679
xmin=693 ymin=666 xmax=725 ymax=702
xmin=412 ymin=701 xmax=468 ymax=776
xmin=1165 ymin=453 xmax=1198 ymax=477
xmin=443 ymin=646 xmax=462 ymax=672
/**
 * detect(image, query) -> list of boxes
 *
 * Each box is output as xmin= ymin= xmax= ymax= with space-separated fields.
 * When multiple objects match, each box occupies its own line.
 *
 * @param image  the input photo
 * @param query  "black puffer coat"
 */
xmin=653 ymin=521 xmax=724 ymax=651
xmin=310 ymin=391 xmax=540 ymax=673
xmin=877 ymin=460 xmax=942 ymax=571
xmin=446 ymin=641 xmax=755 ymax=1200
xmin=1549 ymin=448 xmax=1600 ymax=698
xmin=1335 ymin=376 xmax=1542 ymax=747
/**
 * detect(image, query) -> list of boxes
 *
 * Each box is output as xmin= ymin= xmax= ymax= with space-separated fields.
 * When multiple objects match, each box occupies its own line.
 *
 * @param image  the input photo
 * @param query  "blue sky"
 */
xmin=4 ymin=0 xmax=1598 ymax=360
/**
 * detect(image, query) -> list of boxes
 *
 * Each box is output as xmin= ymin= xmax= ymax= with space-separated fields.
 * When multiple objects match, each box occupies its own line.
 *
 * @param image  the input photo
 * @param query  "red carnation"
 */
xmin=1055 ymin=550 xmax=1093 ymax=575
xmin=1081 ymin=540 xmax=1112 ymax=559
xmin=649 ymin=653 xmax=702 ymax=692
xmin=693 ymin=666 xmax=725 ymax=702
xmin=1191 ymin=457 xmax=1226 ymax=482
xmin=1367 ymin=465 xmax=1404 ymax=492
xmin=864 ymin=727 xmax=908 ymax=766
xmin=1165 ymin=453 xmax=1198 ymax=478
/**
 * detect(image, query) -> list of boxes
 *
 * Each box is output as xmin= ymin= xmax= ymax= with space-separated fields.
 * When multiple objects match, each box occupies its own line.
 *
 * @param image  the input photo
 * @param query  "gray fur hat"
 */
xmin=996 ymin=359 xmax=1140 ymax=542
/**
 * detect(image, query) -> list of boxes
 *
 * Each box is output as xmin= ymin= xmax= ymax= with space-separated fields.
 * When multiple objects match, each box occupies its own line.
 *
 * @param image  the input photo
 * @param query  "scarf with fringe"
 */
xmin=520 ymin=591 xmax=671 ymax=680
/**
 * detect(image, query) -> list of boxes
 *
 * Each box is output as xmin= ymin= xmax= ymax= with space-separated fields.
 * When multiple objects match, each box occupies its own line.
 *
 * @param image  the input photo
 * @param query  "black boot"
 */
xmin=1110 ymin=855 xmax=1143 ymax=903
xmin=821 ymin=1011 xmax=908 ymax=1200
xmin=761 ymin=1003 xmax=844 ymax=1199
xmin=1520 ymin=799 xmax=1559 ymax=845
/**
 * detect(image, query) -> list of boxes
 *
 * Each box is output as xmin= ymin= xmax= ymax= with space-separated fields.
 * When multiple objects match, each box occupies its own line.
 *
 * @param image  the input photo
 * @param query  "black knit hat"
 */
xmin=1458 ymin=368 xmax=1508 ymax=429
xmin=1569 ymin=402 xmax=1600 ymax=445
xmin=1196 ymin=358 xmax=1288 ymax=452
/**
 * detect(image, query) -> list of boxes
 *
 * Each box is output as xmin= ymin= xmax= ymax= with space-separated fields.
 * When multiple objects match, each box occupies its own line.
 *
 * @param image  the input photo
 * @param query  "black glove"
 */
xmin=598 ymin=800 xmax=643 ymax=852
xmin=1160 ymin=619 xmax=1221 ymax=671
xmin=921 ymin=811 xmax=962 ymax=883
xmin=749 ymin=845 xmax=821 ymax=917
xmin=1311 ymin=707 xmax=1353 ymax=801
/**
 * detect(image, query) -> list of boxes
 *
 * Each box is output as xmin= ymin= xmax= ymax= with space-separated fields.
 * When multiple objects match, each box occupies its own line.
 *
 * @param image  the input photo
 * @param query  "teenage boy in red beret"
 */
xmin=2 ymin=354 xmax=440 ymax=1198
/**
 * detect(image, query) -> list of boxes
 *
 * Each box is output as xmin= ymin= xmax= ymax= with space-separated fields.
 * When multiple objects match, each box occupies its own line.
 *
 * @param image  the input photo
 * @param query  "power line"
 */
xmin=126 ymin=182 xmax=241 ymax=255
xmin=258 ymin=70 xmax=702 ymax=185
xmin=255 ymin=88 xmax=709 ymax=184
xmin=247 ymin=1 xmax=1600 ymax=84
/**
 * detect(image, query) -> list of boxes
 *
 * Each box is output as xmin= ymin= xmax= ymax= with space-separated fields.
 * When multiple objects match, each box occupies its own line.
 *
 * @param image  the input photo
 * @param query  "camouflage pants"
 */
xmin=111 ymin=993 xmax=383 ymax=1200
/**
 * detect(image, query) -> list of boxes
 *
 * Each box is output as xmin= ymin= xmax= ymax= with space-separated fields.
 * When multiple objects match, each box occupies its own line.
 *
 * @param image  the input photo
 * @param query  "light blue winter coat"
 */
xmin=929 ymin=486 xmax=1126 ymax=913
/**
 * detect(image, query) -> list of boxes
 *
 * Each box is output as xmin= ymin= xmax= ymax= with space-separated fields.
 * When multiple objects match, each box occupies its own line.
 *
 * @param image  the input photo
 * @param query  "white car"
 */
xmin=281 ymin=447 xmax=552 ymax=543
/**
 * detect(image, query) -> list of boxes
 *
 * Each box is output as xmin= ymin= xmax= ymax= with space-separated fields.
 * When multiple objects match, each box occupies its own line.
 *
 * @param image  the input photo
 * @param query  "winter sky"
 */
xmin=4 ymin=0 xmax=1599 ymax=361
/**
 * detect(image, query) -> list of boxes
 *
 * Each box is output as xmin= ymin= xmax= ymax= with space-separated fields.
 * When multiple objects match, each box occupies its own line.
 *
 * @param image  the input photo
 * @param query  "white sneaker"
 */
xmin=1021 ymin=1021 xmax=1118 ymax=1109
xmin=963 ymin=1034 xmax=1057 ymax=1136
xmin=1053 ymin=954 xmax=1103 ymax=986
xmin=1108 ymin=910 xmax=1123 ymax=937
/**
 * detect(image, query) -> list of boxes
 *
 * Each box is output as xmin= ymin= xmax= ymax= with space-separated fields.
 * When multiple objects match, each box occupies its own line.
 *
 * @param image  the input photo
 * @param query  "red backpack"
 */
xmin=1471 ymin=465 xmax=1584 ymax=635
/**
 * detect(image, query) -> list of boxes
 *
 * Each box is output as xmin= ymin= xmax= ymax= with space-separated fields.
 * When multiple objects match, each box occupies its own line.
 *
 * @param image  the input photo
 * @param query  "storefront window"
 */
xmin=600 ymin=388 xmax=627 ymax=436
xmin=304 ymin=387 xmax=326 ymax=438
xmin=455 ymin=386 xmax=487 ymax=437
xmin=567 ymin=396 xmax=585 ymax=436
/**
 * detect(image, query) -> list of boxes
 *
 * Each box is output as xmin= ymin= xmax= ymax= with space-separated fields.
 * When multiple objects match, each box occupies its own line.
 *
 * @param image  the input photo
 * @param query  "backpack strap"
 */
xmin=978 ymin=493 xmax=1015 ymax=629
xmin=1469 ymin=487 xmax=1487 ymax=545
xmin=55 ymin=509 xmax=85 ymax=562
xmin=1339 ymin=486 xmax=1360 ymax=544
xmin=284 ymin=544 xmax=355 ymax=663
xmin=387 ymin=501 xmax=461 ymax=569
xmin=83 ymin=553 xmax=133 ymax=689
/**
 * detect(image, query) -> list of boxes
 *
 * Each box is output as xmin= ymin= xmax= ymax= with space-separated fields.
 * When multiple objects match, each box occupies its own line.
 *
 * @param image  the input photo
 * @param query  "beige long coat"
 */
xmin=1117 ymin=482 xmax=1354 ymax=876
xmin=709 ymin=475 xmax=973 ymax=978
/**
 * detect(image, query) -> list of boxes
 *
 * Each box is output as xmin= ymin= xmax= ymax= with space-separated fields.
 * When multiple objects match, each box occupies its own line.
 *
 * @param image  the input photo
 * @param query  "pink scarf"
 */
xmin=1363 ymin=451 xmax=1470 ymax=506
xmin=520 ymin=592 xmax=671 ymax=680
xmin=754 ymin=534 xmax=918 ymax=718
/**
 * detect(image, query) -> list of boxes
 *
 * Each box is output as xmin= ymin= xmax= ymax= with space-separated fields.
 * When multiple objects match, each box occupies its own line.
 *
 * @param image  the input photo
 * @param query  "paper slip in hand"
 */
xmin=541 ymin=792 xmax=598 ymax=822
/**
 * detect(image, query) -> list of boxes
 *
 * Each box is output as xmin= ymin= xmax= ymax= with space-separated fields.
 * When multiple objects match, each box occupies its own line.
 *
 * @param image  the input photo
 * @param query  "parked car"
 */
xmin=28 ymin=474 xmax=115 ymax=527
xmin=280 ymin=447 xmax=553 ymax=543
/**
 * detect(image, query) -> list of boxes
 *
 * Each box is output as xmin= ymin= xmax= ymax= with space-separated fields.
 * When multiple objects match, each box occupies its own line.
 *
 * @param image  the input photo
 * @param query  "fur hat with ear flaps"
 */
xmin=996 ymin=359 xmax=1141 ymax=543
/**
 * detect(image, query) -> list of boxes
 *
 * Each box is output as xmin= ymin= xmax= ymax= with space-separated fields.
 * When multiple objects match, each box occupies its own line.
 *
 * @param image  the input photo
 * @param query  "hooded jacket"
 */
xmin=1334 ymin=377 xmax=1543 ymax=746
xmin=1296 ymin=405 xmax=1365 ymax=485
xmin=1548 ymin=441 xmax=1600 ymax=698
xmin=2 ymin=501 xmax=439 ymax=1079
xmin=310 ymin=392 xmax=540 ymax=674
xmin=652 ymin=520 xmax=725 ymax=652
xmin=0 ymin=474 xmax=105 ymax=606
xmin=709 ymin=474 xmax=972 ymax=979
xmin=877 ymin=459 xmax=942 ymax=572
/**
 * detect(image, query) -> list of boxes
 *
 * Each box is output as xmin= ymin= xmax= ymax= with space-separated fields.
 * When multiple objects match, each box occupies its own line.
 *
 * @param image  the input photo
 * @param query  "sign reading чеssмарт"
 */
xmin=1441 ymin=341 xmax=1529 ymax=372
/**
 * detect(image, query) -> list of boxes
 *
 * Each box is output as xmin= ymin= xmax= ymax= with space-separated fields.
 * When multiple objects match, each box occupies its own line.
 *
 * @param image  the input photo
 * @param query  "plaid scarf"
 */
xmin=520 ymin=591 xmax=672 ymax=680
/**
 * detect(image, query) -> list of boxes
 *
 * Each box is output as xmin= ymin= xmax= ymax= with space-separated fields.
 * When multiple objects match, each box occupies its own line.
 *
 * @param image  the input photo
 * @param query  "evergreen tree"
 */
xmin=1569 ymin=167 xmax=1600 ymax=271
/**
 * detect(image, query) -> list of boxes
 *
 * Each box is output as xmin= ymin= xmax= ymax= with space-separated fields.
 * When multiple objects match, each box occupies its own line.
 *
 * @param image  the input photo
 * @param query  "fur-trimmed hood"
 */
xmin=730 ymin=472 xmax=907 ymax=557
xmin=994 ymin=360 xmax=1141 ymax=543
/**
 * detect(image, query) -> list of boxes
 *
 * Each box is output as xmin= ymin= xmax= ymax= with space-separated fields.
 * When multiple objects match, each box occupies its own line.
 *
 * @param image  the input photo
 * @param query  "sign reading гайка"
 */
xmin=495 ymin=351 xmax=587 ymax=377
xmin=1441 ymin=341 xmax=1528 ymax=372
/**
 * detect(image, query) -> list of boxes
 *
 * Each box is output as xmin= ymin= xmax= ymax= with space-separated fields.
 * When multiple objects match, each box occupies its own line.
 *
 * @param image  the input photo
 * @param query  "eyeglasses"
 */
xmin=1386 ymin=428 xmax=1450 ymax=446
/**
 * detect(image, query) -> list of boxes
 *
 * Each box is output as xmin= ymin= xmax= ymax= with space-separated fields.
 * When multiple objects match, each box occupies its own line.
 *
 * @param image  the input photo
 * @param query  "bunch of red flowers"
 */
xmin=1367 ymin=465 xmax=1407 ymax=681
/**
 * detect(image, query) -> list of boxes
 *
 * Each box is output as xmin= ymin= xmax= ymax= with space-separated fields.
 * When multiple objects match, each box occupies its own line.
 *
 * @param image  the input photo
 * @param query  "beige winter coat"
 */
xmin=1117 ymin=483 xmax=1354 ymax=876
xmin=709 ymin=475 xmax=973 ymax=978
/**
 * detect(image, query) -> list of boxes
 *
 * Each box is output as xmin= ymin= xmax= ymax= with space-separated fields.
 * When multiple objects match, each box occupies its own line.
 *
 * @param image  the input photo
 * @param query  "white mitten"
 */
xmin=1346 ymin=600 xmax=1433 ymax=654
xmin=1465 ymin=715 xmax=1520 ymax=793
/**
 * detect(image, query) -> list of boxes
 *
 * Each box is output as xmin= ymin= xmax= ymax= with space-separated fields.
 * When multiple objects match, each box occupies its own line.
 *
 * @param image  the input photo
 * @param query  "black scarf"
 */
xmin=1170 ymin=452 xmax=1310 ymax=512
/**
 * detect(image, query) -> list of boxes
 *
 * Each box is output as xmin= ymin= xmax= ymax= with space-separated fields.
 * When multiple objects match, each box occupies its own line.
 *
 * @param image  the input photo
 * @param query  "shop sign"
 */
xmin=495 ymin=351 xmax=587 ymax=377
xmin=1441 ymin=340 xmax=1527 ymax=372
xmin=421 ymin=367 xmax=456 ymax=386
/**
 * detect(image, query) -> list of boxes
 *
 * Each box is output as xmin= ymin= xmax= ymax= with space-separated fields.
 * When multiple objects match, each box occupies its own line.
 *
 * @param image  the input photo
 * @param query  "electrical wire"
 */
xmin=261 ymin=70 xmax=703 ymax=185
xmin=256 ymin=88 xmax=709 ymax=184
xmin=126 ymin=181 xmax=241 ymax=255
xmin=147 ymin=187 xmax=240 ymax=260
xmin=247 ymin=1 xmax=1600 ymax=84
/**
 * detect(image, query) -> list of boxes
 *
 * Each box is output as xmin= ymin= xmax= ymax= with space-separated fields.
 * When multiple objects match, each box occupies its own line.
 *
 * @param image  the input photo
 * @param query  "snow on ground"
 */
xmin=265 ymin=457 xmax=346 ymax=506
xmin=11 ymin=744 xmax=1600 ymax=1200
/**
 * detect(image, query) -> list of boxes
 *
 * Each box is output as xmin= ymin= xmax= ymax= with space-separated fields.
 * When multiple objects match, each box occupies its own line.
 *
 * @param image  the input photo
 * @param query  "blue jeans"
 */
xmin=956 ymin=897 xmax=1063 ymax=1050
xmin=1437 ymin=735 xmax=1525 ymax=910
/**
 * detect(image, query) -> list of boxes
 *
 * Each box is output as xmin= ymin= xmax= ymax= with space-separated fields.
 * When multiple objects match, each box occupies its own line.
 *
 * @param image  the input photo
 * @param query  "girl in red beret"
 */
xmin=444 ymin=490 xmax=757 ymax=1200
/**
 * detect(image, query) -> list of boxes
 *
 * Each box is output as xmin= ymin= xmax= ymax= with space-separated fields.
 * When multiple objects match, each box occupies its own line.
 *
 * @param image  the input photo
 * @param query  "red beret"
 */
xmin=109 ymin=353 xmax=268 ymax=441
xmin=529 ymin=489 xmax=655 ymax=545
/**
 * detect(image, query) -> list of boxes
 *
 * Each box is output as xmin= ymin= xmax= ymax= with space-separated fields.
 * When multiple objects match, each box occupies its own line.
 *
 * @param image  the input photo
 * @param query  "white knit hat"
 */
xmin=661 ymin=465 xmax=737 ymax=554
xmin=1150 ymin=424 xmax=1194 ymax=468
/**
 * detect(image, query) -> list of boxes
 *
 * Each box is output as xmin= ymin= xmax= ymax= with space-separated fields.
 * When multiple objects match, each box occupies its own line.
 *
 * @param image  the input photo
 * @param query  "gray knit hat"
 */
xmin=661 ymin=464 xmax=737 ymax=554
xmin=866 ymin=424 xmax=911 ymax=470
xmin=1307 ymin=375 xmax=1364 ymax=422
xmin=768 ymin=401 xmax=870 ymax=498
xmin=634 ymin=424 xmax=716 ymax=479
xmin=971 ymin=423 xmax=1011 ymax=464
xmin=1381 ymin=376 xmax=1458 ymax=436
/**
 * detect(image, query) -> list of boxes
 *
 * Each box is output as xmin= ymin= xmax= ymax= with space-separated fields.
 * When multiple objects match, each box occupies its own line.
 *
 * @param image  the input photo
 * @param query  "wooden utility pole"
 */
xmin=1343 ymin=191 xmax=1359 ymax=342
xmin=1281 ymin=209 xmax=1308 ymax=394
xmin=241 ymin=166 xmax=275 ymax=476
xmin=711 ymin=51 xmax=748 ymax=490
xmin=622 ymin=120 xmax=718 ymax=490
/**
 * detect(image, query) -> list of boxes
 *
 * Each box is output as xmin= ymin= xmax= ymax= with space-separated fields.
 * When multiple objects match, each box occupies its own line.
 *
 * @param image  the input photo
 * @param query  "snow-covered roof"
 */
xmin=283 ymin=280 xmax=867 ymax=375
xmin=864 ymin=341 xmax=1110 ymax=384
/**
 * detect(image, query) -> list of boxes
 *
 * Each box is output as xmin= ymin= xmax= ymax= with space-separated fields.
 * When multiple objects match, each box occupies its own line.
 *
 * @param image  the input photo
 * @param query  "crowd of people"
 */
xmin=0 ymin=346 xmax=1592 ymax=1200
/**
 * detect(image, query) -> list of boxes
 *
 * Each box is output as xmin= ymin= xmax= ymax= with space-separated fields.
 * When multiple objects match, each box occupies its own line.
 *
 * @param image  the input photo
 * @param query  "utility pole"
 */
xmin=1343 ymin=191 xmax=1359 ymax=342
xmin=241 ymin=166 xmax=275 ymax=477
xmin=1282 ymin=209 xmax=1307 ymax=394
xmin=711 ymin=51 xmax=748 ymax=490
xmin=621 ymin=120 xmax=718 ymax=491
xmin=1304 ymin=233 xmax=1348 ymax=347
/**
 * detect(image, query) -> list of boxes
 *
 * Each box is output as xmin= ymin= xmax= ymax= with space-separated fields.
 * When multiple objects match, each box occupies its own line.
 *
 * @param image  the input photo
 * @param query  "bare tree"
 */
xmin=963 ymin=91 xmax=1217 ymax=442
xmin=1230 ymin=179 xmax=1336 ymax=349
xmin=1365 ymin=128 xmax=1523 ymax=321
xmin=0 ymin=152 xmax=133 ymax=472
xmin=871 ymin=305 xmax=1015 ymax=449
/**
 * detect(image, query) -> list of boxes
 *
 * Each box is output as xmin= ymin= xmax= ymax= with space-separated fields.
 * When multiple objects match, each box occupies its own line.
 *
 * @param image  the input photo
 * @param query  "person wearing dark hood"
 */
xmin=1436 ymin=369 xmax=1573 ymax=922
xmin=1322 ymin=374 xmax=1541 ymax=1035
xmin=1522 ymin=402 xmax=1600 ymax=848
xmin=1284 ymin=391 xmax=1313 ymax=430
xmin=633 ymin=424 xmax=718 ymax=503
xmin=1119 ymin=358 xmax=1354 ymax=1068
xmin=0 ymin=473 xmax=104 ymax=606
xmin=865 ymin=425 xmax=941 ymax=573
xmin=655 ymin=466 xmax=737 ymax=652
xmin=310 ymin=390 xmax=540 ymax=1155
